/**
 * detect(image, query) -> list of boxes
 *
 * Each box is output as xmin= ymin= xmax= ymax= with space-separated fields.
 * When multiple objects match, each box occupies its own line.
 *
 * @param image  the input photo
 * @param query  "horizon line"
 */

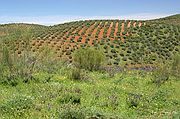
xmin=0 ymin=13 xmax=178 ymax=26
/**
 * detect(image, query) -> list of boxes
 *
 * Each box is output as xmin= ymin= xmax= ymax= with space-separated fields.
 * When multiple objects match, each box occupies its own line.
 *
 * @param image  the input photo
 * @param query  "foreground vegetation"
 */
xmin=0 ymin=15 xmax=180 ymax=118
xmin=0 ymin=45 xmax=180 ymax=119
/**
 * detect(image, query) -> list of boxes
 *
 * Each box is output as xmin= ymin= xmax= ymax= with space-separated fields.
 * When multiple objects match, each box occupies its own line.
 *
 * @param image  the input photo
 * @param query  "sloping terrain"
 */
xmin=0 ymin=15 xmax=180 ymax=68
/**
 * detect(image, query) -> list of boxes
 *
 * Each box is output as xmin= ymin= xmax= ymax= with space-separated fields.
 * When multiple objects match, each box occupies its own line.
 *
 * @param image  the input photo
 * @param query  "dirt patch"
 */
xmin=85 ymin=22 xmax=96 ymax=36
xmin=138 ymin=22 xmax=142 ymax=27
xmin=78 ymin=26 xmax=86 ymax=35
xmin=127 ymin=21 xmax=131 ymax=28
xmin=92 ymin=22 xmax=102 ymax=37
xmin=98 ymin=22 xmax=107 ymax=39
xmin=107 ymin=22 xmax=113 ymax=38
xmin=81 ymin=36 xmax=86 ymax=43
xmin=114 ymin=22 xmax=119 ymax=37
xmin=74 ymin=36 xmax=80 ymax=42
xmin=133 ymin=22 xmax=136 ymax=27
xmin=120 ymin=22 xmax=125 ymax=36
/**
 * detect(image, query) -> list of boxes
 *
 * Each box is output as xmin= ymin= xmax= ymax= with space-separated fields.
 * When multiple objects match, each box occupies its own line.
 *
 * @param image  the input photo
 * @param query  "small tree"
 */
xmin=73 ymin=47 xmax=105 ymax=71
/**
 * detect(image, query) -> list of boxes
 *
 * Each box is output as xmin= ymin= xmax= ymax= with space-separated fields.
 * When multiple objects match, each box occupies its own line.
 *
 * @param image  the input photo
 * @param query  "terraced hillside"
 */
xmin=0 ymin=15 xmax=180 ymax=68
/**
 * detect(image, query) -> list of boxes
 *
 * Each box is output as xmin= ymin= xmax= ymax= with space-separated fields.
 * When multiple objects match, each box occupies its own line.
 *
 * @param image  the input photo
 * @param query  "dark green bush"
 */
xmin=0 ymin=96 xmax=34 ymax=116
xmin=126 ymin=93 xmax=142 ymax=108
xmin=69 ymin=68 xmax=82 ymax=80
xmin=73 ymin=47 xmax=105 ymax=71
xmin=59 ymin=93 xmax=81 ymax=105
xmin=58 ymin=105 xmax=88 ymax=119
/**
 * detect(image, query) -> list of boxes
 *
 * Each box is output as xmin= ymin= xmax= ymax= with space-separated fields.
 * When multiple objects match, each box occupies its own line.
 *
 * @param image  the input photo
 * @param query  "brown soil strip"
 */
xmin=120 ymin=22 xmax=125 ymax=36
xmin=133 ymin=22 xmax=136 ymax=27
xmin=85 ymin=22 xmax=96 ymax=36
xmin=98 ymin=22 xmax=108 ymax=39
xmin=114 ymin=22 xmax=119 ymax=37
xmin=138 ymin=22 xmax=142 ymax=27
xmin=127 ymin=21 xmax=131 ymax=28
xmin=91 ymin=22 xmax=102 ymax=37
xmin=78 ymin=26 xmax=86 ymax=35
xmin=74 ymin=36 xmax=80 ymax=42
xmin=107 ymin=22 xmax=113 ymax=38
xmin=81 ymin=36 xmax=86 ymax=43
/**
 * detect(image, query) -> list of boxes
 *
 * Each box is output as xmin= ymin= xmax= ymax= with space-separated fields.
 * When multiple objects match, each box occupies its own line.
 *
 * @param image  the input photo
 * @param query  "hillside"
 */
xmin=0 ymin=15 xmax=180 ymax=68
xmin=0 ymin=15 xmax=180 ymax=119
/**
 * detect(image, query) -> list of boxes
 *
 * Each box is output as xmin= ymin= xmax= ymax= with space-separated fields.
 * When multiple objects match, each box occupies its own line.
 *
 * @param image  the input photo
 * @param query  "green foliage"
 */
xmin=69 ymin=68 xmax=81 ymax=80
xmin=152 ymin=54 xmax=180 ymax=86
xmin=68 ymin=68 xmax=90 ymax=81
xmin=73 ymin=47 xmax=105 ymax=71
xmin=171 ymin=54 xmax=180 ymax=78
xmin=58 ymin=105 xmax=89 ymax=119
xmin=59 ymin=93 xmax=81 ymax=104
xmin=152 ymin=64 xmax=170 ymax=86
xmin=126 ymin=93 xmax=142 ymax=108
xmin=0 ymin=96 xmax=33 ymax=116
xmin=0 ymin=45 xmax=37 ymax=86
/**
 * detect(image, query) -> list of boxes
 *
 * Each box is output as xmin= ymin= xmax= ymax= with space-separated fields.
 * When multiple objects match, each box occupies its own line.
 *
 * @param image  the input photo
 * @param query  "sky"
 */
xmin=0 ymin=0 xmax=180 ymax=25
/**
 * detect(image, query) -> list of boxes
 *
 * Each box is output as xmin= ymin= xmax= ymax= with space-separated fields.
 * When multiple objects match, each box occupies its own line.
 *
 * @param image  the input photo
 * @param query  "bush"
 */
xmin=69 ymin=68 xmax=90 ymax=81
xmin=0 ymin=96 xmax=34 ymax=116
xmin=126 ymin=93 xmax=142 ymax=108
xmin=59 ymin=93 xmax=81 ymax=104
xmin=152 ymin=63 xmax=170 ymax=86
xmin=0 ymin=45 xmax=36 ymax=85
xmin=171 ymin=54 xmax=180 ymax=78
xmin=58 ymin=104 xmax=106 ymax=119
xmin=69 ymin=68 xmax=82 ymax=80
xmin=152 ymin=54 xmax=180 ymax=86
xmin=58 ymin=105 xmax=88 ymax=119
xmin=73 ymin=47 xmax=105 ymax=71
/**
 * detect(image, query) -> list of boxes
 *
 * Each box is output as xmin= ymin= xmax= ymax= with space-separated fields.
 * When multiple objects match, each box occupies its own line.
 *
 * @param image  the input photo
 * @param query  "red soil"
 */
xmin=120 ymin=22 xmax=125 ymax=36
xmin=98 ymin=22 xmax=107 ymax=39
xmin=78 ymin=27 xmax=86 ymax=35
xmin=81 ymin=36 xmax=86 ymax=43
xmin=133 ymin=22 xmax=136 ymax=27
xmin=127 ymin=21 xmax=131 ymax=28
xmin=74 ymin=36 xmax=80 ymax=42
xmin=92 ymin=22 xmax=102 ymax=37
xmin=85 ymin=22 xmax=96 ymax=36
xmin=107 ymin=22 xmax=113 ymax=38
xmin=114 ymin=22 xmax=119 ymax=37
xmin=138 ymin=22 xmax=142 ymax=27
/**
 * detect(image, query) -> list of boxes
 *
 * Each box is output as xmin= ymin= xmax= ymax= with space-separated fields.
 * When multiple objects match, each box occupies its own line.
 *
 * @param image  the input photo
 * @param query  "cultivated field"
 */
xmin=0 ymin=14 xmax=180 ymax=119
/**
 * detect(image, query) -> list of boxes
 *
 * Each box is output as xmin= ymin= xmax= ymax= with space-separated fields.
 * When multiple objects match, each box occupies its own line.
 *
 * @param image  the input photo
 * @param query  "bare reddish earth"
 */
xmin=85 ymin=22 xmax=96 ymax=36
xmin=92 ymin=22 xmax=102 ymax=37
xmin=133 ymin=22 xmax=136 ymax=27
xmin=74 ymin=36 xmax=80 ymax=42
xmin=98 ymin=22 xmax=108 ymax=39
xmin=81 ymin=36 xmax=86 ymax=43
xmin=120 ymin=22 xmax=124 ymax=35
xmin=114 ymin=22 xmax=119 ymax=37
xmin=107 ymin=22 xmax=113 ymax=38
xmin=78 ymin=26 xmax=86 ymax=35
xmin=127 ymin=21 xmax=131 ymax=28
xmin=138 ymin=22 xmax=142 ymax=27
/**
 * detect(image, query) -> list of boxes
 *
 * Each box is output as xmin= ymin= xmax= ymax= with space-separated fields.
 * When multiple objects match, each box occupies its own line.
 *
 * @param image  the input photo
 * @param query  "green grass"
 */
xmin=0 ymin=14 xmax=180 ymax=119
xmin=0 ymin=71 xmax=179 ymax=119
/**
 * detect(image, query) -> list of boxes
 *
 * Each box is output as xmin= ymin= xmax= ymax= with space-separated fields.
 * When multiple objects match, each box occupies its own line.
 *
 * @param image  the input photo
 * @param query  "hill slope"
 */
xmin=0 ymin=15 xmax=180 ymax=68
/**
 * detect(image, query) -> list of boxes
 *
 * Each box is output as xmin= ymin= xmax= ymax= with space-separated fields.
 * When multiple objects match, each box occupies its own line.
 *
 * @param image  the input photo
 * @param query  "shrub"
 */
xmin=126 ymin=93 xmax=142 ymax=108
xmin=171 ymin=54 xmax=180 ymax=78
xmin=0 ymin=96 xmax=34 ymax=116
xmin=69 ymin=68 xmax=82 ymax=80
xmin=0 ymin=45 xmax=37 ymax=85
xmin=59 ymin=93 xmax=81 ymax=104
xmin=73 ymin=47 xmax=105 ymax=71
xmin=152 ymin=54 xmax=180 ymax=85
xmin=58 ymin=105 xmax=88 ymax=119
